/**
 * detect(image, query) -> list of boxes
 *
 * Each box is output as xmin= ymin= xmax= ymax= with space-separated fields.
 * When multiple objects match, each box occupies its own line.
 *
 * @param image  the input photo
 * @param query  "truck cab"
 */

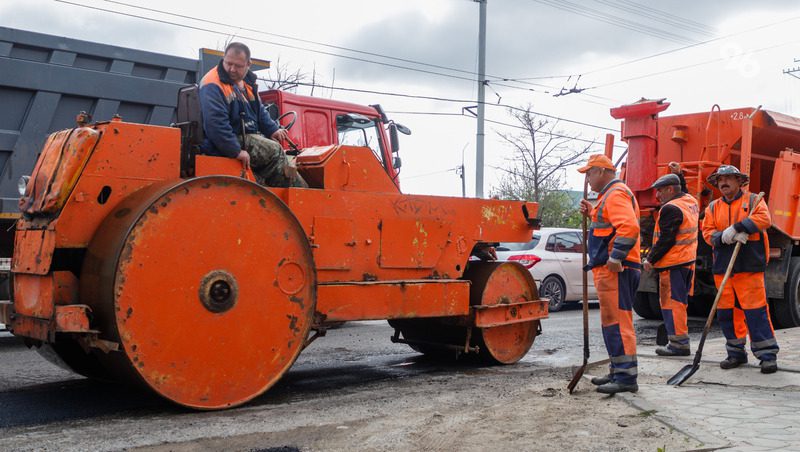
xmin=261 ymin=90 xmax=407 ymax=187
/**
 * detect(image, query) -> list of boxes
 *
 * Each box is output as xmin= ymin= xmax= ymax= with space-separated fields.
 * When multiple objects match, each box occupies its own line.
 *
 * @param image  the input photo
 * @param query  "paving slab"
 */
xmin=585 ymin=326 xmax=800 ymax=450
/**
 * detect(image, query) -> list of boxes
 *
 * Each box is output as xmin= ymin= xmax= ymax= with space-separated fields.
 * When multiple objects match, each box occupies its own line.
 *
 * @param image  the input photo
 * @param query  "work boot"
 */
xmin=760 ymin=360 xmax=778 ymax=374
xmin=655 ymin=346 xmax=690 ymax=357
xmin=590 ymin=374 xmax=612 ymax=386
xmin=596 ymin=382 xmax=638 ymax=394
xmin=719 ymin=357 xmax=747 ymax=369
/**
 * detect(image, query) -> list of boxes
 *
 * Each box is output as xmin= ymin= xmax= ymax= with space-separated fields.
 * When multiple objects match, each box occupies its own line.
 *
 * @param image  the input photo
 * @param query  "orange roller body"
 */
xmin=8 ymin=108 xmax=545 ymax=409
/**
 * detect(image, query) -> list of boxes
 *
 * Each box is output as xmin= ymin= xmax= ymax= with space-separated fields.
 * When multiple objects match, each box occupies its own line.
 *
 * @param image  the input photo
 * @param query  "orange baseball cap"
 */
xmin=577 ymin=154 xmax=615 ymax=173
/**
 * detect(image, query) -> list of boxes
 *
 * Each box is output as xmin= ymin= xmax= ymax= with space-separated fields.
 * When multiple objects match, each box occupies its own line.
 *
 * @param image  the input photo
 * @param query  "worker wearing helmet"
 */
xmin=643 ymin=169 xmax=699 ymax=357
xmin=701 ymin=165 xmax=779 ymax=374
xmin=199 ymin=42 xmax=306 ymax=187
xmin=578 ymin=154 xmax=641 ymax=394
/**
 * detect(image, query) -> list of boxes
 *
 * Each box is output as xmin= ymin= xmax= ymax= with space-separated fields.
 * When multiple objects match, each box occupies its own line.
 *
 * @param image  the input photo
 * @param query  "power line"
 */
xmin=610 ymin=0 xmax=717 ymax=35
xmin=385 ymin=110 xmax=625 ymax=148
xmin=591 ymin=36 xmax=800 ymax=89
xmin=503 ymin=9 xmax=800 ymax=84
xmin=96 ymin=0 xmax=558 ymax=92
xmin=529 ymin=0 xmax=697 ymax=45
xmin=55 ymin=0 xmax=490 ymax=86
xmin=403 ymin=168 xmax=460 ymax=180
xmin=592 ymin=0 xmax=715 ymax=38
xmin=259 ymin=78 xmax=619 ymax=132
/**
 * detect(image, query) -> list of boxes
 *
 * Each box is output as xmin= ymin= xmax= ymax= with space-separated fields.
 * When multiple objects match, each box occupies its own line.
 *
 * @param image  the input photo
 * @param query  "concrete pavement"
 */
xmin=586 ymin=326 xmax=800 ymax=451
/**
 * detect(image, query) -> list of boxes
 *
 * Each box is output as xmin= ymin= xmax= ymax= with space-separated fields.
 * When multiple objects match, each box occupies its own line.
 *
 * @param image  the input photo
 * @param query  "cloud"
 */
xmin=0 ymin=0 xmax=187 ymax=57
xmin=333 ymin=0 xmax=792 ymax=89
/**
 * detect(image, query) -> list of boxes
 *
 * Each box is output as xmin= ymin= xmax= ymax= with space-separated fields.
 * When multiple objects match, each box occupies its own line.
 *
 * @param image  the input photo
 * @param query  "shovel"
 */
xmin=667 ymin=191 xmax=765 ymax=386
xmin=567 ymin=176 xmax=591 ymax=393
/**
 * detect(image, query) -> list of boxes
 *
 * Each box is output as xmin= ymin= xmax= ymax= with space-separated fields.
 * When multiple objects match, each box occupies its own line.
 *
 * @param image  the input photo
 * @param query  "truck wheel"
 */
xmin=80 ymin=176 xmax=316 ymax=409
xmin=774 ymin=257 xmax=800 ymax=329
xmin=633 ymin=292 xmax=661 ymax=320
xmin=540 ymin=275 xmax=566 ymax=312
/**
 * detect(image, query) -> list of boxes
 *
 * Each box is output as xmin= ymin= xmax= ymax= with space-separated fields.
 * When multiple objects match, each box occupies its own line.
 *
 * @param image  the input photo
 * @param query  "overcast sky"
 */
xmin=3 ymin=0 xmax=800 ymax=197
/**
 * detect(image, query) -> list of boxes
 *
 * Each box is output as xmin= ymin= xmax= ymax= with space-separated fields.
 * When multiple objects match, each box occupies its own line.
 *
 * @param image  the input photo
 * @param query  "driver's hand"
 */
xmin=271 ymin=129 xmax=289 ymax=142
xmin=236 ymin=150 xmax=251 ymax=169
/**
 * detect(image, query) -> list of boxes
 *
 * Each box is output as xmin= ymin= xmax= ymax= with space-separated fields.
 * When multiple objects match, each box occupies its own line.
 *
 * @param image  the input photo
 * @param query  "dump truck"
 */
xmin=0 ymin=28 xmax=547 ymax=409
xmin=609 ymin=99 xmax=800 ymax=328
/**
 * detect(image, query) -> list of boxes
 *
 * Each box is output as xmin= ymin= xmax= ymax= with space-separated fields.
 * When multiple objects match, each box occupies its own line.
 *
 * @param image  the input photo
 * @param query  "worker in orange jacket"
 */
xmin=578 ymin=154 xmax=641 ymax=394
xmin=701 ymin=165 xmax=779 ymax=374
xmin=643 ymin=171 xmax=699 ymax=356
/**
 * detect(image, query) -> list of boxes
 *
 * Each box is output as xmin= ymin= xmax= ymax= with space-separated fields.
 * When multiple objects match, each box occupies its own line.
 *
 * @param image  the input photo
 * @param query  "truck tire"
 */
xmin=633 ymin=291 xmax=662 ymax=320
xmin=774 ymin=257 xmax=800 ymax=329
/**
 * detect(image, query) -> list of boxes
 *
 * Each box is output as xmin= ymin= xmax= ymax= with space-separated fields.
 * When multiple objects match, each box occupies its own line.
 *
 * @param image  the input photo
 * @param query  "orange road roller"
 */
xmin=2 ymin=115 xmax=546 ymax=410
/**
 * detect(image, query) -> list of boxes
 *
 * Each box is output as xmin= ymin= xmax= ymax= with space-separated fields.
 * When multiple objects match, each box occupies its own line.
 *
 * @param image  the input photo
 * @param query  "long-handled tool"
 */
xmin=568 ymin=176 xmax=591 ymax=393
xmin=667 ymin=191 xmax=765 ymax=386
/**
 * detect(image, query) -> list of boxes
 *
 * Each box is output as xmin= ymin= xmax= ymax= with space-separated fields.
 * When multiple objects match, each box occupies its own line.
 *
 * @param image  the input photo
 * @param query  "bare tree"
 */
xmin=263 ymin=56 xmax=309 ymax=92
xmin=492 ymin=105 xmax=593 ymax=227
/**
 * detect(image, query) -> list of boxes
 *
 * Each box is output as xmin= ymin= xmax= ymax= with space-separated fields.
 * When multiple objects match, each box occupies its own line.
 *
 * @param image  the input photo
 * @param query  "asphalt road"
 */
xmin=0 ymin=304 xmax=721 ymax=431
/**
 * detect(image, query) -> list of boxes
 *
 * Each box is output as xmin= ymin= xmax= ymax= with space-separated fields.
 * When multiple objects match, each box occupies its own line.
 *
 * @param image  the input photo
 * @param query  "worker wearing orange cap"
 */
xmin=578 ymin=154 xmax=641 ymax=394
xmin=643 ymin=171 xmax=699 ymax=357
xmin=701 ymin=165 xmax=779 ymax=374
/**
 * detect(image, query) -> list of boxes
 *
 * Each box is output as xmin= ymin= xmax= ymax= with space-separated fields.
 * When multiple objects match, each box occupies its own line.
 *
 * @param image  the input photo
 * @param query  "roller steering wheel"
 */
xmin=277 ymin=111 xmax=297 ymax=130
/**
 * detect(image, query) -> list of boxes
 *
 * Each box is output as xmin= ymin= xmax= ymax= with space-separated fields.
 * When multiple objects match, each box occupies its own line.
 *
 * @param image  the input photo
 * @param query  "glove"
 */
xmin=722 ymin=225 xmax=738 ymax=244
xmin=734 ymin=231 xmax=749 ymax=244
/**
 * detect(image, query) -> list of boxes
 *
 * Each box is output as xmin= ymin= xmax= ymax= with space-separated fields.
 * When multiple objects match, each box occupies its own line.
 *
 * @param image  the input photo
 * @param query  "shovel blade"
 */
xmin=667 ymin=363 xmax=698 ymax=386
xmin=567 ymin=364 xmax=587 ymax=393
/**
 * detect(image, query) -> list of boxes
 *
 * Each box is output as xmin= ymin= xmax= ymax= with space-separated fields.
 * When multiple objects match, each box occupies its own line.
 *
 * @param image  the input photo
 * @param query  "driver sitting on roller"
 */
xmin=199 ymin=41 xmax=306 ymax=188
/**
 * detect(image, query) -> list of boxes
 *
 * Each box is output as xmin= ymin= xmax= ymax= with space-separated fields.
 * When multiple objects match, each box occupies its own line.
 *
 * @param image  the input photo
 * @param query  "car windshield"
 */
xmin=497 ymin=235 xmax=540 ymax=251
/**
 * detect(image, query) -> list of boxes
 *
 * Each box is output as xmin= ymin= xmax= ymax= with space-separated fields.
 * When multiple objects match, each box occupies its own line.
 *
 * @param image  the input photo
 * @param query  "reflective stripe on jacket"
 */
xmin=587 ymin=180 xmax=641 ymax=270
xmin=199 ymin=62 xmax=280 ymax=157
xmin=701 ymin=191 xmax=771 ymax=275
xmin=653 ymin=193 xmax=699 ymax=270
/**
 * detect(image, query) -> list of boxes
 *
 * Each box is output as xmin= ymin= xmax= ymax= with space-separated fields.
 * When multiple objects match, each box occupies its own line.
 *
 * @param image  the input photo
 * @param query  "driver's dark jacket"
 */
xmin=199 ymin=61 xmax=280 ymax=158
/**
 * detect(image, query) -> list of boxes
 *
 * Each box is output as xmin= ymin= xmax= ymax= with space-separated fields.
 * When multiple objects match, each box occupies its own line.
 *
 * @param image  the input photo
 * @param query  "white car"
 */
xmin=496 ymin=227 xmax=597 ymax=312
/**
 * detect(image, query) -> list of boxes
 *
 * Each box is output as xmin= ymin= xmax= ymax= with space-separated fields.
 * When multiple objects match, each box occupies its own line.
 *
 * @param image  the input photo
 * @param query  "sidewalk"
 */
xmin=585 ymin=327 xmax=800 ymax=451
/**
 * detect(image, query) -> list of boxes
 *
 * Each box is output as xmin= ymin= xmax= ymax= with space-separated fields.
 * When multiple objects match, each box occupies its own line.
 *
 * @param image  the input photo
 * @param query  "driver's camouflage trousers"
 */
xmin=243 ymin=134 xmax=307 ymax=188
xmin=593 ymin=265 xmax=640 ymax=385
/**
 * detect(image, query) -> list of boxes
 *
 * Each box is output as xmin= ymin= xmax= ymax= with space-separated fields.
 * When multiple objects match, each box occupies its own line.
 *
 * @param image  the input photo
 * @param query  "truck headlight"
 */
xmin=18 ymin=175 xmax=30 ymax=196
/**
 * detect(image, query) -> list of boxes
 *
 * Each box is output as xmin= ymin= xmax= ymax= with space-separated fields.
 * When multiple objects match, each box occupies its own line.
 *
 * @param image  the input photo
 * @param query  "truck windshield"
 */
xmin=337 ymin=115 xmax=384 ymax=166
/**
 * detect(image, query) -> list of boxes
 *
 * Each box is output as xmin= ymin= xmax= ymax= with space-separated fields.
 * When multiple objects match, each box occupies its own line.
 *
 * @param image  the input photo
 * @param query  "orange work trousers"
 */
xmin=592 ymin=265 xmax=640 ymax=384
xmin=714 ymin=272 xmax=778 ymax=362
xmin=658 ymin=266 xmax=692 ymax=353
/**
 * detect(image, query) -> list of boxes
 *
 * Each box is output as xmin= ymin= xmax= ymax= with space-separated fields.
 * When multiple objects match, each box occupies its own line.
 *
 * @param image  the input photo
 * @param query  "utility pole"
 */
xmin=475 ymin=0 xmax=487 ymax=198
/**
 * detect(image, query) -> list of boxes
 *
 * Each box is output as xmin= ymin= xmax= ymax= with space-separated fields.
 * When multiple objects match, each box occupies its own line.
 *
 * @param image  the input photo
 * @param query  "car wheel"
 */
xmin=540 ymin=275 xmax=566 ymax=312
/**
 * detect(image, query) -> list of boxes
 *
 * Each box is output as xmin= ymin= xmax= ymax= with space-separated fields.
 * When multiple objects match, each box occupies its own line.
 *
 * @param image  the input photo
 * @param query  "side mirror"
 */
xmin=389 ymin=123 xmax=400 ymax=153
xmin=393 ymin=155 xmax=402 ymax=169
xmin=395 ymin=123 xmax=411 ymax=135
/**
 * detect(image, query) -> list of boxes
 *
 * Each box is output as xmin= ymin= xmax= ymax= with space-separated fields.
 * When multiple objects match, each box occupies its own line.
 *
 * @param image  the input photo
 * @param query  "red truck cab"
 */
xmin=261 ymin=90 xmax=407 ymax=188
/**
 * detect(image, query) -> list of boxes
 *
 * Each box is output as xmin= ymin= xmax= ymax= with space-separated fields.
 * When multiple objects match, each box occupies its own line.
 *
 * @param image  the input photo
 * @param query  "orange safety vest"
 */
xmin=653 ymin=194 xmax=699 ymax=270
xmin=587 ymin=180 xmax=641 ymax=269
xmin=702 ymin=191 xmax=771 ymax=275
